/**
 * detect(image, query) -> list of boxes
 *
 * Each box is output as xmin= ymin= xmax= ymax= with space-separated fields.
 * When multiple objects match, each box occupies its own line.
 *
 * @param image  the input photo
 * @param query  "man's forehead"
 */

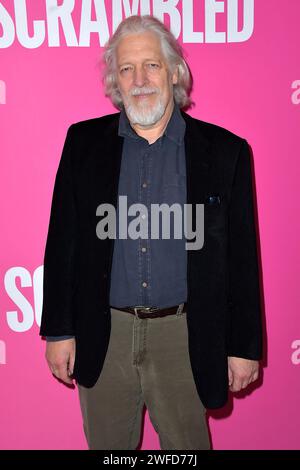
xmin=116 ymin=33 xmax=162 ymax=56
xmin=116 ymin=38 xmax=164 ymax=63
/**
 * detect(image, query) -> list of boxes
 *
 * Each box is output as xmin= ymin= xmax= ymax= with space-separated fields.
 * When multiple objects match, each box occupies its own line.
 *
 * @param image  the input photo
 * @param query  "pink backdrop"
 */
xmin=1 ymin=0 xmax=299 ymax=450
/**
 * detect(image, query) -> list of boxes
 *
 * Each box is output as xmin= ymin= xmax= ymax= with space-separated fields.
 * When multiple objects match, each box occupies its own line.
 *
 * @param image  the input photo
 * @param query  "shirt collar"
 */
xmin=118 ymin=100 xmax=186 ymax=146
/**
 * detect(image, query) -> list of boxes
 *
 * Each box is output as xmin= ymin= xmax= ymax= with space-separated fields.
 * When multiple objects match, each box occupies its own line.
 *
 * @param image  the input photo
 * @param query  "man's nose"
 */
xmin=133 ymin=66 xmax=148 ymax=87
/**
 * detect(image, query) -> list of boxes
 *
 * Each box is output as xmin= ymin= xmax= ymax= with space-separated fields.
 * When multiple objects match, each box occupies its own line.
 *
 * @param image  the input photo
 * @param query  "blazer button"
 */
xmin=103 ymin=273 xmax=107 ymax=279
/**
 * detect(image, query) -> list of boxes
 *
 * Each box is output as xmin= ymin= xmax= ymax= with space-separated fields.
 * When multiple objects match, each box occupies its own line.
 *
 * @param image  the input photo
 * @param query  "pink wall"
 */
xmin=1 ymin=0 xmax=299 ymax=449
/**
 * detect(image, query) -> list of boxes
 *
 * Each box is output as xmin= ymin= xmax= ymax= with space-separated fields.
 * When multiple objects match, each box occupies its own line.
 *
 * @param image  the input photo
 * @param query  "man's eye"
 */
xmin=147 ymin=63 xmax=159 ymax=69
xmin=120 ymin=67 xmax=132 ymax=73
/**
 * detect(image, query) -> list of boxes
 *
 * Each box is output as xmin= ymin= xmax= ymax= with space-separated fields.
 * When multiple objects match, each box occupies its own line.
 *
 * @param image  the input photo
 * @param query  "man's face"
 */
xmin=115 ymin=32 xmax=178 ymax=126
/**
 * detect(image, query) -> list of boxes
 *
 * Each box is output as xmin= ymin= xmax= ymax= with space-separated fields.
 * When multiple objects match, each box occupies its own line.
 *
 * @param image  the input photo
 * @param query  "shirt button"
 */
xmin=142 ymin=182 xmax=147 ymax=188
xmin=141 ymin=214 xmax=147 ymax=220
xmin=141 ymin=247 xmax=147 ymax=253
xmin=142 ymin=281 xmax=148 ymax=288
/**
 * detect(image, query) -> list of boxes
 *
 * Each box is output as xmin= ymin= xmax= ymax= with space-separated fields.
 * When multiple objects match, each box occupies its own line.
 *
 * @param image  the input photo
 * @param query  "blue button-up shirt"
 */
xmin=109 ymin=101 xmax=187 ymax=308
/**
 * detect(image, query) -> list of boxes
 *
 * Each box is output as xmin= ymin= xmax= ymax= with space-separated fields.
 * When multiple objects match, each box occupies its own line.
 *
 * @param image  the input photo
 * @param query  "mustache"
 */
xmin=129 ymin=86 xmax=160 ymax=96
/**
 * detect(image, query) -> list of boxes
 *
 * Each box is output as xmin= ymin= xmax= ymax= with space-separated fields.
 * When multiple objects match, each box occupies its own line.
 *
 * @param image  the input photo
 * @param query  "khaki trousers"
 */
xmin=77 ymin=305 xmax=211 ymax=450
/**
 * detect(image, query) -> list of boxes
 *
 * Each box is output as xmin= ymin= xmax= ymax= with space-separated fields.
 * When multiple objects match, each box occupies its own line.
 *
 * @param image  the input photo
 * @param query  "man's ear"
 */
xmin=172 ymin=65 xmax=179 ymax=85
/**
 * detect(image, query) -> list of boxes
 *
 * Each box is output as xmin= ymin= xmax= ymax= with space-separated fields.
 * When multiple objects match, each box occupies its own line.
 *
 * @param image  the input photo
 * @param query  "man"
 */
xmin=40 ymin=15 xmax=263 ymax=450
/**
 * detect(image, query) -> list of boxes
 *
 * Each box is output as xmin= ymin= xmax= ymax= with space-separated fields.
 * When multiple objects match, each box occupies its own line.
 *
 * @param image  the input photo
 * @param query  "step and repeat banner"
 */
xmin=0 ymin=0 xmax=299 ymax=450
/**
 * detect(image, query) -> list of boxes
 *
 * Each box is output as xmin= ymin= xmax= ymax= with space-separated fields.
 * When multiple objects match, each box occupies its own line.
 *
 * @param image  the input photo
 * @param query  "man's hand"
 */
xmin=46 ymin=338 xmax=76 ymax=385
xmin=228 ymin=356 xmax=259 ymax=392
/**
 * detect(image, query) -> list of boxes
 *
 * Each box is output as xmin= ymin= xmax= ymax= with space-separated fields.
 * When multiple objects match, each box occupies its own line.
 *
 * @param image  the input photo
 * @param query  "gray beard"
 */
xmin=123 ymin=93 xmax=166 ymax=127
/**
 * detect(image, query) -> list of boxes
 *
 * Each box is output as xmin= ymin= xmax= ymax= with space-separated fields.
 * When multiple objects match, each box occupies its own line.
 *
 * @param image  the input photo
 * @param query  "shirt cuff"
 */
xmin=45 ymin=335 xmax=75 ymax=342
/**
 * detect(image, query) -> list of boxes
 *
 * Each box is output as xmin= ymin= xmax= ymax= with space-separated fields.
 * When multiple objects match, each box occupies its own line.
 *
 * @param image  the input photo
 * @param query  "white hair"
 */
xmin=102 ymin=15 xmax=193 ymax=110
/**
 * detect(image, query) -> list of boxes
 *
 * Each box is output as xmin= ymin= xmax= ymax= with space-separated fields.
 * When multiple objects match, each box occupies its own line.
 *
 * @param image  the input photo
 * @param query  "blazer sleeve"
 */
xmin=39 ymin=124 xmax=78 ymax=337
xmin=227 ymin=139 xmax=263 ymax=360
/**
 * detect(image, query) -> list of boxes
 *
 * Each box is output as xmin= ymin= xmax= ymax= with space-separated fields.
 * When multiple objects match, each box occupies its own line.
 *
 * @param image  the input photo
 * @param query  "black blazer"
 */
xmin=40 ymin=110 xmax=263 ymax=409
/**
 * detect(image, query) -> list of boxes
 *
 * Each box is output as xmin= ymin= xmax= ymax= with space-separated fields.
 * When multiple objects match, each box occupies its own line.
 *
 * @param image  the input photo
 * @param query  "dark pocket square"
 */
xmin=205 ymin=195 xmax=221 ymax=205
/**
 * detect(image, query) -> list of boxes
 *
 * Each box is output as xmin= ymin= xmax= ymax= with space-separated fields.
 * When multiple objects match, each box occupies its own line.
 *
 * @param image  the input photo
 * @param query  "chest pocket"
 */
xmin=204 ymin=194 xmax=228 ymax=237
xmin=162 ymin=174 xmax=186 ymax=205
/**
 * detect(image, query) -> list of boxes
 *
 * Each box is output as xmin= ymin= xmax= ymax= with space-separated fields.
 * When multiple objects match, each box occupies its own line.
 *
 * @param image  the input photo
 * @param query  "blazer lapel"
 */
xmin=181 ymin=111 xmax=213 ymax=288
xmin=92 ymin=113 xmax=124 ymax=208
xmin=181 ymin=111 xmax=213 ymax=205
